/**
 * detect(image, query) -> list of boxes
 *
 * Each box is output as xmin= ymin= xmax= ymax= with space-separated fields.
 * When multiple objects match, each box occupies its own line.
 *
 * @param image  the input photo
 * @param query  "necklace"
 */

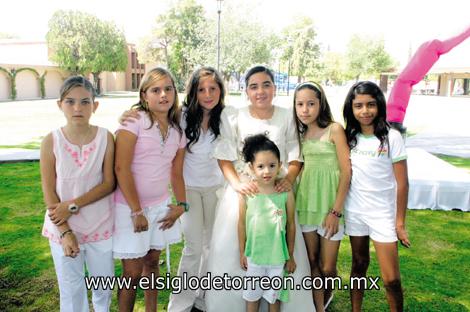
xmin=156 ymin=121 xmax=170 ymax=153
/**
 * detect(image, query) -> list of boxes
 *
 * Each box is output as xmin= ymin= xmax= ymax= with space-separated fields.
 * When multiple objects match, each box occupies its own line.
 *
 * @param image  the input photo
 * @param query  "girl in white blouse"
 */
xmin=205 ymin=65 xmax=314 ymax=312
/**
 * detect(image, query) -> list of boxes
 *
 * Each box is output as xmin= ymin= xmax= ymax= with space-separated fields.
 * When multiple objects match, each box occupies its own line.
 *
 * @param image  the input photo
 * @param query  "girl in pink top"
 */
xmin=41 ymin=76 xmax=115 ymax=312
xmin=114 ymin=67 xmax=187 ymax=311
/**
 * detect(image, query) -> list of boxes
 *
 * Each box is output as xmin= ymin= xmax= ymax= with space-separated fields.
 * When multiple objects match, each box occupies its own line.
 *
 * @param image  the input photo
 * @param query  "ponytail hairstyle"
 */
xmin=293 ymin=81 xmax=333 ymax=147
xmin=59 ymin=75 xmax=96 ymax=102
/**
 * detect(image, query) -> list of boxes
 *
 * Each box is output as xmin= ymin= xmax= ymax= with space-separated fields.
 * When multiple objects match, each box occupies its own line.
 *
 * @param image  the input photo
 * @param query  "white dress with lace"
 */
xmin=205 ymin=105 xmax=315 ymax=312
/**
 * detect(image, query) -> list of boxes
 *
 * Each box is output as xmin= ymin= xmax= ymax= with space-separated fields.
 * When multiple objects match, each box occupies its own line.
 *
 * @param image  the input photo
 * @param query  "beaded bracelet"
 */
xmin=330 ymin=210 xmax=343 ymax=218
xmin=131 ymin=209 xmax=144 ymax=217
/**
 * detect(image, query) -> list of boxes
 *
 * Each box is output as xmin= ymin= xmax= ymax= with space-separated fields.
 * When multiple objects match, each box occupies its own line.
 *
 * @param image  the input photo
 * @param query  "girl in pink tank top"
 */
xmin=40 ymin=76 xmax=115 ymax=312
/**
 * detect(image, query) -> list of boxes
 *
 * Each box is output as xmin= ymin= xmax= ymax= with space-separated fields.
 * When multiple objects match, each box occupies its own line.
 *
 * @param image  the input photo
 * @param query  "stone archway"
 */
xmin=0 ymin=67 xmax=11 ymax=100
xmin=15 ymin=68 xmax=40 ymax=100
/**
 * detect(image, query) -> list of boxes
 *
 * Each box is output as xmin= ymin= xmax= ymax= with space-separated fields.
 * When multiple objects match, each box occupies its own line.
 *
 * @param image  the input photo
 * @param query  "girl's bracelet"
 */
xmin=60 ymin=229 xmax=73 ymax=239
xmin=131 ymin=209 xmax=144 ymax=217
xmin=330 ymin=210 xmax=342 ymax=218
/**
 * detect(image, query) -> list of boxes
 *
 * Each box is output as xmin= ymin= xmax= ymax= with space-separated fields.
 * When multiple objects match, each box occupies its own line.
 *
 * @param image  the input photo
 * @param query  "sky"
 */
xmin=2 ymin=0 xmax=469 ymax=67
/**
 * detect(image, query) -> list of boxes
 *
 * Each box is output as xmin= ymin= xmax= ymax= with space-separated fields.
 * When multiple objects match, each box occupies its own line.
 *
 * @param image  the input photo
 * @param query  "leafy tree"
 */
xmin=280 ymin=17 xmax=321 ymax=83
xmin=144 ymin=0 xmax=210 ymax=90
xmin=46 ymin=10 xmax=128 ymax=94
xmin=216 ymin=3 xmax=278 ymax=88
xmin=346 ymin=34 xmax=395 ymax=81
xmin=320 ymin=51 xmax=348 ymax=85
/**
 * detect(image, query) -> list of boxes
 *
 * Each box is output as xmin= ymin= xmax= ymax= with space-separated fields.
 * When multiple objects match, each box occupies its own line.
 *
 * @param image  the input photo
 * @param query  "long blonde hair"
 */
xmin=132 ymin=67 xmax=182 ymax=134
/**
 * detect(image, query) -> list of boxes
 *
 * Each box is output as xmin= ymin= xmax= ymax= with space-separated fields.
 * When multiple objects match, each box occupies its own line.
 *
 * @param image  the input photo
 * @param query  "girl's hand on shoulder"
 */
xmin=323 ymin=212 xmax=340 ymax=239
xmin=48 ymin=201 xmax=72 ymax=226
xmin=396 ymin=224 xmax=411 ymax=248
xmin=61 ymin=232 xmax=80 ymax=258
xmin=132 ymin=214 xmax=149 ymax=233
xmin=285 ymin=258 xmax=296 ymax=274
xmin=275 ymin=178 xmax=292 ymax=193
xmin=158 ymin=204 xmax=185 ymax=230
xmin=234 ymin=181 xmax=259 ymax=196
xmin=240 ymin=255 xmax=248 ymax=271
xmin=118 ymin=109 xmax=140 ymax=126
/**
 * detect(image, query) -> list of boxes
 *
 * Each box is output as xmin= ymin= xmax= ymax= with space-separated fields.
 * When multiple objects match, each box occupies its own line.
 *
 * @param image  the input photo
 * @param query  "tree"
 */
xmin=346 ymin=35 xmax=395 ymax=81
xmin=216 ymin=3 xmax=278 ymax=88
xmin=280 ymin=17 xmax=321 ymax=83
xmin=143 ymin=0 xmax=210 ymax=90
xmin=46 ymin=10 xmax=128 ymax=94
xmin=319 ymin=51 xmax=349 ymax=85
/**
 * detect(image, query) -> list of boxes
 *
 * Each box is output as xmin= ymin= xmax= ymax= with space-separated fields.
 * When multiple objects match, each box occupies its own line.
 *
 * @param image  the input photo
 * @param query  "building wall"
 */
xmin=15 ymin=70 xmax=40 ymax=100
xmin=126 ymin=45 xmax=145 ymax=91
xmin=0 ymin=64 xmax=67 ymax=101
xmin=0 ymin=72 xmax=9 ymax=100
xmin=44 ymin=70 xmax=64 ymax=99
xmin=438 ymin=72 xmax=470 ymax=96
xmin=103 ymin=72 xmax=126 ymax=92
xmin=0 ymin=41 xmax=142 ymax=100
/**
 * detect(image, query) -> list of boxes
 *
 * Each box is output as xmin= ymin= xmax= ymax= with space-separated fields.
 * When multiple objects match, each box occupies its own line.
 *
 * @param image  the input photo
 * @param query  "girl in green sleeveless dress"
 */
xmin=293 ymin=82 xmax=351 ymax=312
xmin=238 ymin=134 xmax=296 ymax=312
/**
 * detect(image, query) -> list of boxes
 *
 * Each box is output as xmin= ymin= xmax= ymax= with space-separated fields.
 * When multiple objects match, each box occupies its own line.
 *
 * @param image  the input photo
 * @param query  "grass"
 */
xmin=0 ymin=140 xmax=42 ymax=150
xmin=0 ymin=160 xmax=469 ymax=311
xmin=436 ymin=155 xmax=470 ymax=172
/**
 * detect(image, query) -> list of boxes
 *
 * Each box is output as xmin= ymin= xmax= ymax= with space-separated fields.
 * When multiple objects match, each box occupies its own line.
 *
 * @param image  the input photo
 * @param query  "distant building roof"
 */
xmin=0 ymin=40 xmax=56 ymax=67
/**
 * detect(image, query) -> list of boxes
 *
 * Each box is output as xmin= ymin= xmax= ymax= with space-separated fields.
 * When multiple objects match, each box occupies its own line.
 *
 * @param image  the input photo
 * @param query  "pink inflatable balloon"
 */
xmin=387 ymin=25 xmax=470 ymax=123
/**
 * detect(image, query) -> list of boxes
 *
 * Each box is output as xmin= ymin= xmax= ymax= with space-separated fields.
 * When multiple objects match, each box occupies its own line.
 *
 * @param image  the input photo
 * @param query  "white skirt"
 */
xmin=113 ymin=198 xmax=182 ymax=259
xmin=205 ymin=185 xmax=316 ymax=312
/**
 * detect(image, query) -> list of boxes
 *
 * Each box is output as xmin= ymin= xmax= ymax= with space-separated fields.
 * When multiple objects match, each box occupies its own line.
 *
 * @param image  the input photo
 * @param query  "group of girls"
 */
xmin=40 ymin=64 xmax=410 ymax=312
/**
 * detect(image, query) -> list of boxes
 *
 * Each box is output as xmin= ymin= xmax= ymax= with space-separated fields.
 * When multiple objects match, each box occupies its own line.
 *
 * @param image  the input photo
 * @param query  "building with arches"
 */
xmin=0 ymin=40 xmax=145 ymax=101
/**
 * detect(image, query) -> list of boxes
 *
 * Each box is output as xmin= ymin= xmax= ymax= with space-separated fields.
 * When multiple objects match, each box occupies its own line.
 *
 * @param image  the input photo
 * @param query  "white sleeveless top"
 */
xmin=42 ymin=127 xmax=114 ymax=244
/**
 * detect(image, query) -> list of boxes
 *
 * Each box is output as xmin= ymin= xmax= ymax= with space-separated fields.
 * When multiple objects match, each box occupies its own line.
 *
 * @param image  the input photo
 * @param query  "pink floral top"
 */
xmin=42 ymin=127 xmax=114 ymax=244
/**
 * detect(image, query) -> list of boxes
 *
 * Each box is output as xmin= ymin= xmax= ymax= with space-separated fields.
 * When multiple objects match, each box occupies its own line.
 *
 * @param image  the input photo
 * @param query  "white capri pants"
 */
xmin=50 ymin=238 xmax=114 ymax=312
xmin=168 ymin=184 xmax=222 ymax=312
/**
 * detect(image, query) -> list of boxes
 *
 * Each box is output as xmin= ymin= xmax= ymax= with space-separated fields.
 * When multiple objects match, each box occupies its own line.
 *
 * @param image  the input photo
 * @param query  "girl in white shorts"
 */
xmin=343 ymin=81 xmax=411 ymax=312
xmin=293 ymin=82 xmax=351 ymax=311
xmin=238 ymin=134 xmax=297 ymax=311
xmin=114 ymin=68 xmax=187 ymax=311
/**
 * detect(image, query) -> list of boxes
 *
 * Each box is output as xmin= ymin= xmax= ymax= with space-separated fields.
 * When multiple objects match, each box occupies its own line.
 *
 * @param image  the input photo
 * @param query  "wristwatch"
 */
xmin=177 ymin=201 xmax=190 ymax=212
xmin=68 ymin=202 xmax=79 ymax=214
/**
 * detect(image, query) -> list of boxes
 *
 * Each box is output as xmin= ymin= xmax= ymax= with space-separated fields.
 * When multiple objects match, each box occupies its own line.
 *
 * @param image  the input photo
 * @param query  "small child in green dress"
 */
xmin=293 ymin=82 xmax=351 ymax=312
xmin=238 ymin=134 xmax=296 ymax=312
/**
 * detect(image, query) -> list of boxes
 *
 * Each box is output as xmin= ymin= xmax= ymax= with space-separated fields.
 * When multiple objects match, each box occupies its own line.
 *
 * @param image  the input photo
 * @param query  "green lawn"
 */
xmin=1 ymin=157 xmax=469 ymax=311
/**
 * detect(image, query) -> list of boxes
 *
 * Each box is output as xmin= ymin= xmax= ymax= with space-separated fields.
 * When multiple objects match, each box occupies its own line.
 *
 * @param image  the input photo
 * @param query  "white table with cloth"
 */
xmin=407 ymin=148 xmax=470 ymax=211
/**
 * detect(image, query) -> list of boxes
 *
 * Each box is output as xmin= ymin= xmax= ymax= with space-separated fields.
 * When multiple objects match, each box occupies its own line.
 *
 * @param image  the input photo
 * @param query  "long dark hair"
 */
xmin=183 ymin=67 xmax=225 ymax=152
xmin=132 ymin=67 xmax=182 ymax=134
xmin=293 ymin=81 xmax=333 ymax=147
xmin=342 ymin=81 xmax=389 ymax=151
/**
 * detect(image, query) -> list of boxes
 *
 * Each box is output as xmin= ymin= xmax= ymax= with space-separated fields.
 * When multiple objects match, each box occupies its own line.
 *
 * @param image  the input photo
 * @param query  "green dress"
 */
xmin=244 ymin=192 xmax=290 ymax=302
xmin=296 ymin=127 xmax=343 ymax=226
xmin=245 ymin=192 xmax=290 ymax=265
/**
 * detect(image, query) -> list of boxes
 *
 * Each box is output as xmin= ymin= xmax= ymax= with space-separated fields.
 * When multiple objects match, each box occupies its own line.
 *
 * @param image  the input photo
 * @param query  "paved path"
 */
xmin=1 ymin=90 xmax=469 ymax=161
